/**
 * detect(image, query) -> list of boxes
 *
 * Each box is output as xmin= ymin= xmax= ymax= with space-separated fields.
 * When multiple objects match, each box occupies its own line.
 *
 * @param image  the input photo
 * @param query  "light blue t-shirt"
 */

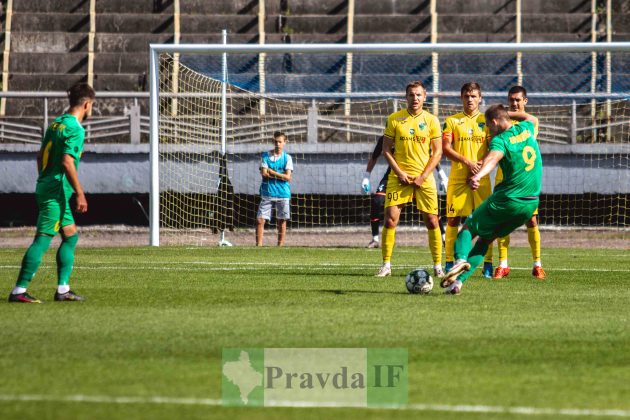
xmin=259 ymin=151 xmax=293 ymax=198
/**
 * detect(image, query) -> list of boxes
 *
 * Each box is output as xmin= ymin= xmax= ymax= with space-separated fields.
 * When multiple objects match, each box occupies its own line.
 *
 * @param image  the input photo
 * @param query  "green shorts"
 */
xmin=36 ymin=195 xmax=75 ymax=236
xmin=465 ymin=195 xmax=539 ymax=240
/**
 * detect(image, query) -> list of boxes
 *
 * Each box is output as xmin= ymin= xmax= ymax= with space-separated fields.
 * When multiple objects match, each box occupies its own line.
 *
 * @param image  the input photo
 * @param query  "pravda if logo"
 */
xmin=222 ymin=348 xmax=407 ymax=408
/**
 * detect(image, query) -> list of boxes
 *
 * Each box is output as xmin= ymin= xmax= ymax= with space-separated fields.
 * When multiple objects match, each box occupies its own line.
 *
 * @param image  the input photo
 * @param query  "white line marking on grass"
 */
xmin=506 ymin=267 xmax=630 ymax=273
xmin=0 ymin=263 xmax=629 ymax=273
xmin=406 ymin=403 xmax=630 ymax=417
xmin=0 ymin=394 xmax=628 ymax=417
xmin=0 ymin=394 xmax=221 ymax=406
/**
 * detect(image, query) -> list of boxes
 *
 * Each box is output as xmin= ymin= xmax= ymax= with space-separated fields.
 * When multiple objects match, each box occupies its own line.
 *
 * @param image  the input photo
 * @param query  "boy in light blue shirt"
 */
xmin=256 ymin=131 xmax=293 ymax=246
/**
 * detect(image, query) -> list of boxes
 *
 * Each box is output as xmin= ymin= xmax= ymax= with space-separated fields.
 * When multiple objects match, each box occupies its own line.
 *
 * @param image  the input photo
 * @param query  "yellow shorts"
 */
xmin=384 ymin=173 xmax=438 ymax=215
xmin=532 ymin=208 xmax=538 ymax=216
xmin=446 ymin=178 xmax=492 ymax=218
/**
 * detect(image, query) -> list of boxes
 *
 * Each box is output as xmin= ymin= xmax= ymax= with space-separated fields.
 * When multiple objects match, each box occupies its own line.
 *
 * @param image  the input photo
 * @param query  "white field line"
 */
xmin=0 ymin=394 xmax=628 ymax=417
xmin=0 ymin=263 xmax=629 ymax=273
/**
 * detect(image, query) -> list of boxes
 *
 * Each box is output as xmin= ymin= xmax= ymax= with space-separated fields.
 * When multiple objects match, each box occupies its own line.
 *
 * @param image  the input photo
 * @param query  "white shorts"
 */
xmin=257 ymin=197 xmax=291 ymax=221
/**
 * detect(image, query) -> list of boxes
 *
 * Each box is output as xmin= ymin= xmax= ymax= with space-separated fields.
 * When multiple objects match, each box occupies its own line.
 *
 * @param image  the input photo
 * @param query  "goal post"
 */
xmin=149 ymin=42 xmax=630 ymax=247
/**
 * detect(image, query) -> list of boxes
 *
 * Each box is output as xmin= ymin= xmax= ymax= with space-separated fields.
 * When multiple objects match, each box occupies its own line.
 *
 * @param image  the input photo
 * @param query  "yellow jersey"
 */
xmin=442 ymin=111 xmax=489 ymax=183
xmin=495 ymin=118 xmax=540 ymax=184
xmin=383 ymin=109 xmax=441 ymax=177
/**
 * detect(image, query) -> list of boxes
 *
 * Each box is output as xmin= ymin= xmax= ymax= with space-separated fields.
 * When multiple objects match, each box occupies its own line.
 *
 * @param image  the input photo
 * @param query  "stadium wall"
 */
xmin=1 ymin=145 xmax=628 ymax=195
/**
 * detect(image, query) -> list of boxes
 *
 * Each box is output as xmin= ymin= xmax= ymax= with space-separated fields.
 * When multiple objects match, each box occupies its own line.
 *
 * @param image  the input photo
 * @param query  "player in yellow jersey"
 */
xmin=442 ymin=82 xmax=494 ymax=278
xmin=493 ymin=86 xmax=546 ymax=280
xmin=375 ymin=81 xmax=444 ymax=278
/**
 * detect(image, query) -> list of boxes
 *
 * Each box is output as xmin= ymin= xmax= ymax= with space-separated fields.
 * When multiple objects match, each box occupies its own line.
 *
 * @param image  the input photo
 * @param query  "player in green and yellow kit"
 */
xmin=441 ymin=105 xmax=542 ymax=295
xmin=8 ymin=83 xmax=95 ymax=303
xmin=375 ymin=81 xmax=444 ymax=278
xmin=493 ymin=86 xmax=546 ymax=280
xmin=442 ymin=82 xmax=494 ymax=278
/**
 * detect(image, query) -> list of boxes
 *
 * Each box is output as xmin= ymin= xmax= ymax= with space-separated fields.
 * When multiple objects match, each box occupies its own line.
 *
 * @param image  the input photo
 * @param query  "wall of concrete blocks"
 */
xmin=1 ymin=150 xmax=628 ymax=195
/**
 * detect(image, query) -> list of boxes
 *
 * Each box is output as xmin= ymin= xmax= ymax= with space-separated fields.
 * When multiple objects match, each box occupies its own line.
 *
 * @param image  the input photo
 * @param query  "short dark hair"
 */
xmin=67 ymin=83 xmax=95 ymax=108
xmin=508 ymin=85 xmax=527 ymax=97
xmin=405 ymin=81 xmax=426 ymax=95
xmin=485 ymin=104 xmax=509 ymax=122
xmin=461 ymin=82 xmax=482 ymax=96
xmin=273 ymin=131 xmax=287 ymax=141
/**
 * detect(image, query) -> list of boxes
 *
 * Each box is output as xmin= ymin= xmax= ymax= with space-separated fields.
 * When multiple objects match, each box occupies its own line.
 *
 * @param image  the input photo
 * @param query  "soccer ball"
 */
xmin=405 ymin=269 xmax=434 ymax=294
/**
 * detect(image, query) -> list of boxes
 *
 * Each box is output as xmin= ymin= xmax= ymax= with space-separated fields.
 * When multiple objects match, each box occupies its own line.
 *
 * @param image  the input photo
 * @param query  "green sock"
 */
xmin=459 ymin=240 xmax=490 ymax=283
xmin=16 ymin=234 xmax=53 ymax=288
xmin=56 ymin=233 xmax=79 ymax=286
xmin=454 ymin=229 xmax=473 ymax=261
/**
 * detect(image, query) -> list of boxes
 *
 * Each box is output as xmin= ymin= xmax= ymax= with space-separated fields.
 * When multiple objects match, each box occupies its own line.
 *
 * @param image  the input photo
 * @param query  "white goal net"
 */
xmin=150 ymin=43 xmax=629 ymax=246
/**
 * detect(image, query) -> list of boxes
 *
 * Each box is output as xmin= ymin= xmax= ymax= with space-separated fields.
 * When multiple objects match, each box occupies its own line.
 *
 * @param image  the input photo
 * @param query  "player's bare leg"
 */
xmin=255 ymin=218 xmax=266 ymax=246
xmin=277 ymin=219 xmax=287 ymax=246
xmin=527 ymin=216 xmax=545 ymax=279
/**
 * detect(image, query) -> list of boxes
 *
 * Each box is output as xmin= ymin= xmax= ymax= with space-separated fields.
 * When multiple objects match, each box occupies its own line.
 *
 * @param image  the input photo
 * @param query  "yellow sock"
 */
xmin=498 ymin=235 xmax=510 ymax=262
xmin=381 ymin=226 xmax=396 ymax=263
xmin=528 ymin=226 xmax=541 ymax=263
xmin=427 ymin=227 xmax=442 ymax=265
xmin=484 ymin=240 xmax=493 ymax=263
xmin=445 ymin=225 xmax=458 ymax=263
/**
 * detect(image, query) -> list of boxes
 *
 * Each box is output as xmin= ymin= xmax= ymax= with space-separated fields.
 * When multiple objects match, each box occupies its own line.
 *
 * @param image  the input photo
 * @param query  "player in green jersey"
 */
xmin=8 ymin=83 xmax=95 ymax=303
xmin=440 ymin=104 xmax=542 ymax=295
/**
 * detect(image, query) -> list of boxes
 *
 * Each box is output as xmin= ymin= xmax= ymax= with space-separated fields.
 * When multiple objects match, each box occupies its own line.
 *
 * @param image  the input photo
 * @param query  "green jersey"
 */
xmin=490 ymin=120 xmax=542 ymax=199
xmin=36 ymin=114 xmax=85 ymax=199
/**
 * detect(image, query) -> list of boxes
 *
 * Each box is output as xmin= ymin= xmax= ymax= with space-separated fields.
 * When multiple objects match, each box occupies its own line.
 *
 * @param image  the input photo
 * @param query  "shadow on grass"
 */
xmin=318 ymin=288 xmax=440 ymax=297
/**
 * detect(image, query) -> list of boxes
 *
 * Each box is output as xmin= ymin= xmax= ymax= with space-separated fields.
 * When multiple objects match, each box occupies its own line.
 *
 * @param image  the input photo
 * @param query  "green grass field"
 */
xmin=0 ymin=245 xmax=629 ymax=420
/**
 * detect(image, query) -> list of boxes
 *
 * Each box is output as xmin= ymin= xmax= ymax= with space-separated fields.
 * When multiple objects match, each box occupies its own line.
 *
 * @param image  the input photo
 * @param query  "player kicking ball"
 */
xmin=8 ymin=83 xmax=95 ymax=303
xmin=442 ymin=82 xmax=494 ymax=278
xmin=494 ymin=86 xmax=546 ymax=280
xmin=441 ymin=105 xmax=542 ymax=295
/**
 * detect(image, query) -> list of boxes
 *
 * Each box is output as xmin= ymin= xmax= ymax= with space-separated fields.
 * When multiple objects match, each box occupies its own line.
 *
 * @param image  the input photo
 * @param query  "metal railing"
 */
xmin=0 ymin=91 xmax=627 ymax=146
xmin=0 ymin=91 xmax=150 ymax=144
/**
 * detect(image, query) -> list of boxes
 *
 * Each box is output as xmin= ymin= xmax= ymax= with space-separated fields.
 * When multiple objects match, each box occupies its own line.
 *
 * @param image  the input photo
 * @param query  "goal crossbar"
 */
xmin=149 ymin=42 xmax=630 ymax=55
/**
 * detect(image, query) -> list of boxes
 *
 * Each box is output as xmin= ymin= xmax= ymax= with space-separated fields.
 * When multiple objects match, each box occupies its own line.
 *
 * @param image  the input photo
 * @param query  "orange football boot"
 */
xmin=493 ymin=266 xmax=510 ymax=279
xmin=532 ymin=266 xmax=546 ymax=280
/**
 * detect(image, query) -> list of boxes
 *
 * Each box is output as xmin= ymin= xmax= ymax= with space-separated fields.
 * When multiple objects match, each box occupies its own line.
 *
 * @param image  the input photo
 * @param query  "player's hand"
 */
xmin=75 ymin=193 xmax=88 ymax=213
xmin=361 ymin=177 xmax=371 ymax=194
xmin=469 ymin=176 xmax=480 ymax=191
xmin=468 ymin=160 xmax=482 ymax=175
xmin=396 ymin=170 xmax=411 ymax=185
xmin=413 ymin=174 xmax=426 ymax=188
